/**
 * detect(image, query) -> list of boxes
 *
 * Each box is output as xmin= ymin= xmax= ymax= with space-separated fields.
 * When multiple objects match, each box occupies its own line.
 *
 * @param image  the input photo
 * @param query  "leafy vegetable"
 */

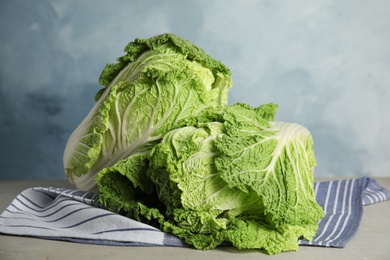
xmin=63 ymin=34 xmax=232 ymax=191
xmin=64 ymin=33 xmax=324 ymax=254
xmin=96 ymin=103 xmax=324 ymax=254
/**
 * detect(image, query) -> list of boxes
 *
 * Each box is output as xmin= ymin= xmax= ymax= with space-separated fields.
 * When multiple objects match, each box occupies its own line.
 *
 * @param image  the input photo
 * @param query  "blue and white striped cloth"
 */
xmin=299 ymin=177 xmax=390 ymax=247
xmin=0 ymin=177 xmax=389 ymax=248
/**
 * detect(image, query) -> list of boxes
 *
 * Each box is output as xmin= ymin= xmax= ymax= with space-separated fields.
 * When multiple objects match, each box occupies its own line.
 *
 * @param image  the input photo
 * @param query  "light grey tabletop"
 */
xmin=1 ymin=178 xmax=389 ymax=260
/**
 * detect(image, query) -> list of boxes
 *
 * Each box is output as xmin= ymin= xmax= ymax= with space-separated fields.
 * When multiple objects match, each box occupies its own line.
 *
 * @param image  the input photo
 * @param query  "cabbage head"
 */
xmin=63 ymin=34 xmax=232 ymax=191
xmin=96 ymin=103 xmax=324 ymax=255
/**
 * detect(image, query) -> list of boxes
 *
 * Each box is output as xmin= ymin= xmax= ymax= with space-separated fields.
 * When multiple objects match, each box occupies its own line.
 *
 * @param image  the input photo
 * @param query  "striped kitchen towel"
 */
xmin=0 ymin=177 xmax=389 ymax=248
xmin=299 ymin=177 xmax=390 ymax=247
xmin=0 ymin=187 xmax=186 ymax=246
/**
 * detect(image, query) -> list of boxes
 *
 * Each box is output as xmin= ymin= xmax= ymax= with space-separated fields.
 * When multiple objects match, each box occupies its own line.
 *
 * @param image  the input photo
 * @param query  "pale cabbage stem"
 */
xmin=88 ymin=76 xmax=180 ymax=178
xmin=270 ymin=122 xmax=312 ymax=217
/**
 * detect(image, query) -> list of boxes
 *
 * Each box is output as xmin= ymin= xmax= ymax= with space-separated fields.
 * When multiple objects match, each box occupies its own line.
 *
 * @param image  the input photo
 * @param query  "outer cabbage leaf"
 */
xmin=215 ymin=104 xmax=323 ymax=229
xmin=63 ymin=33 xmax=232 ymax=191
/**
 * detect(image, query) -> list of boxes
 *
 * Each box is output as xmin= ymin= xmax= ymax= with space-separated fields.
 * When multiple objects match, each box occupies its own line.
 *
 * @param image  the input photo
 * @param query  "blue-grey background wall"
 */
xmin=1 ymin=0 xmax=389 ymax=180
